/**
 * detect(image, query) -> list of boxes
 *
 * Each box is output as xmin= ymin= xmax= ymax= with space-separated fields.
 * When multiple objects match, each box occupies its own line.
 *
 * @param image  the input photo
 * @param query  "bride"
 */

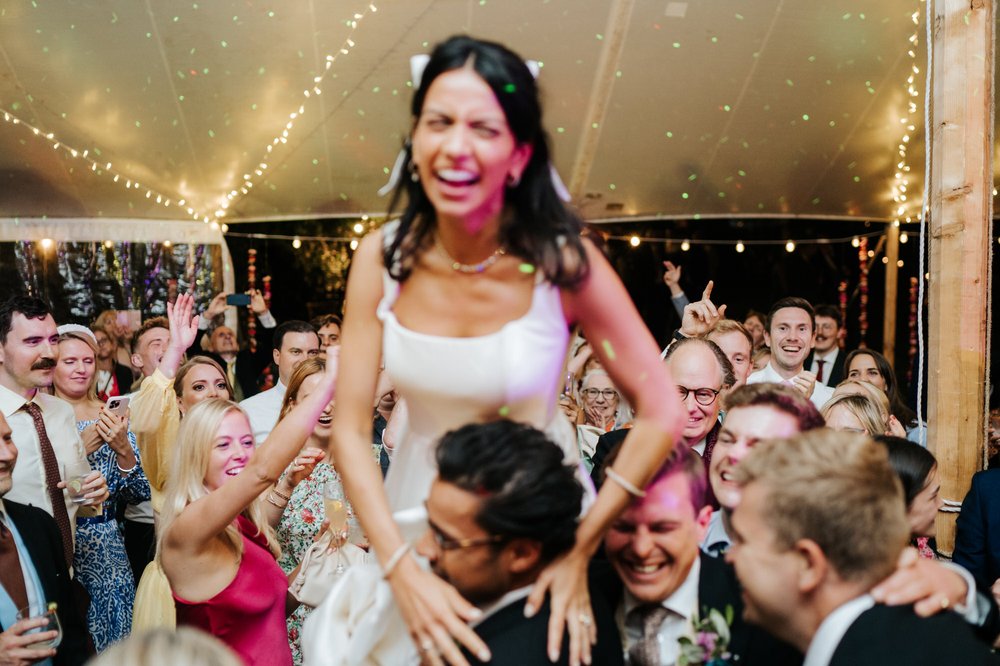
xmin=331 ymin=35 xmax=684 ymax=666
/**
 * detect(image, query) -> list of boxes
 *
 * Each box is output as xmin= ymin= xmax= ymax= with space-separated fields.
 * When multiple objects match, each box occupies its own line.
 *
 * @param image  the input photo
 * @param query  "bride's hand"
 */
xmin=525 ymin=548 xmax=594 ymax=666
xmin=387 ymin=556 xmax=489 ymax=666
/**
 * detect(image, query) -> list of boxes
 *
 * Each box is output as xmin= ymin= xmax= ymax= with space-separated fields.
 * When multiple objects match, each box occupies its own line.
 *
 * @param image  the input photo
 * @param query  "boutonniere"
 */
xmin=678 ymin=605 xmax=735 ymax=666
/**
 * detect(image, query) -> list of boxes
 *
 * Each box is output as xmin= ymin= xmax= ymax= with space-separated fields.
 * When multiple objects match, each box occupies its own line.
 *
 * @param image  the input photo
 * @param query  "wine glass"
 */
xmin=16 ymin=602 xmax=62 ymax=649
xmin=323 ymin=478 xmax=349 ymax=574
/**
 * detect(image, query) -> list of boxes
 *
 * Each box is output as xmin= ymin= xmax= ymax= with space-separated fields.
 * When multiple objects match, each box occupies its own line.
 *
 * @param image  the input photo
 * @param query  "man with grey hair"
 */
xmin=727 ymin=430 xmax=998 ymax=665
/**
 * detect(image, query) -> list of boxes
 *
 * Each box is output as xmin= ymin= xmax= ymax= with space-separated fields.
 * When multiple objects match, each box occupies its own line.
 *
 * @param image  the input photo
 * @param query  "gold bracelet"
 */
xmin=272 ymin=487 xmax=292 ymax=502
xmin=265 ymin=493 xmax=288 ymax=509
xmin=605 ymin=467 xmax=646 ymax=498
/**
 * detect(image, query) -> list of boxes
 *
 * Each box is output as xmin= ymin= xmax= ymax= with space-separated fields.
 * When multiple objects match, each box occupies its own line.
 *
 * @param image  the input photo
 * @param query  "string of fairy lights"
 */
xmin=213 ymin=3 xmax=379 ymax=220
xmin=889 ymin=5 xmax=923 ymax=231
xmin=0 ymin=3 xmax=380 ymax=228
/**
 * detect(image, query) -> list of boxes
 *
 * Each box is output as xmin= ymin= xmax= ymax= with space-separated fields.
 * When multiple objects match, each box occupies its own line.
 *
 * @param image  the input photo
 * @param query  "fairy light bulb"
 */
xmin=40 ymin=238 xmax=53 ymax=250
xmin=350 ymin=239 xmax=359 ymax=250
xmin=851 ymin=237 xmax=860 ymax=248
xmin=629 ymin=236 xmax=640 ymax=247
xmin=353 ymin=222 xmax=365 ymax=234
xmin=292 ymin=238 xmax=302 ymax=249
xmin=785 ymin=241 xmax=795 ymax=253
xmin=681 ymin=240 xmax=691 ymax=252
xmin=735 ymin=241 xmax=745 ymax=253
xmin=899 ymin=232 xmax=908 ymax=244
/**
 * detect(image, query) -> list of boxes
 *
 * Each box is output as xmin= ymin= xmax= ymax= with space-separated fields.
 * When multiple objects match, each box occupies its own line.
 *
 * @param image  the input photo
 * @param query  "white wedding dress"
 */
xmin=376 ymin=225 xmax=581 ymax=512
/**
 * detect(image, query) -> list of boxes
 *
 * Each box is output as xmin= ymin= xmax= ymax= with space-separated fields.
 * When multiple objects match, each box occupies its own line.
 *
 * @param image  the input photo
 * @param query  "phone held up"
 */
xmin=226 ymin=293 xmax=251 ymax=307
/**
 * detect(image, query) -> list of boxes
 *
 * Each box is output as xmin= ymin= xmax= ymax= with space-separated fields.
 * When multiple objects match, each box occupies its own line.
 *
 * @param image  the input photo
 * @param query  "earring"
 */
xmin=408 ymin=160 xmax=420 ymax=182
xmin=507 ymin=173 xmax=521 ymax=188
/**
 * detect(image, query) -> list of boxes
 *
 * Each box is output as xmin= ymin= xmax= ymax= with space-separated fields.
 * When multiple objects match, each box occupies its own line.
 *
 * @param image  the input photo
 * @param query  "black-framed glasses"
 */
xmin=677 ymin=386 xmax=721 ymax=406
xmin=582 ymin=388 xmax=619 ymax=401
xmin=432 ymin=531 xmax=506 ymax=551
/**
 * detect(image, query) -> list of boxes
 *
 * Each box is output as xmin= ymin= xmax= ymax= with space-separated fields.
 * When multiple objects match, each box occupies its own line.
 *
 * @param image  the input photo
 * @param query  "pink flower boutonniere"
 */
xmin=678 ymin=605 xmax=735 ymax=666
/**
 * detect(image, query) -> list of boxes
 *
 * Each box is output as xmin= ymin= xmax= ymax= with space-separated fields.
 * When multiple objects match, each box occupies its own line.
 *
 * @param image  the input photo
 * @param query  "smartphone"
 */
xmin=105 ymin=396 xmax=130 ymax=418
xmin=226 ymin=293 xmax=251 ymax=306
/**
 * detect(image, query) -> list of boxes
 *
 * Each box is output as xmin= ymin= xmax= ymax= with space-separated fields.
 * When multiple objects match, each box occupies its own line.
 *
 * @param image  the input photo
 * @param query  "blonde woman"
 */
xmin=52 ymin=327 xmax=150 ymax=650
xmin=158 ymin=357 xmax=335 ymax=665
xmin=821 ymin=393 xmax=890 ymax=436
xmin=832 ymin=379 xmax=907 ymax=438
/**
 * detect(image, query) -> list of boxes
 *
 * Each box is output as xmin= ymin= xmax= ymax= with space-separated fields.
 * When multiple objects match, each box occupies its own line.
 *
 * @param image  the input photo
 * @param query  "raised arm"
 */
xmin=330 ymin=232 xmax=489 ymax=666
xmin=164 ymin=357 xmax=337 ymax=557
xmin=530 ymin=239 xmax=684 ymax=665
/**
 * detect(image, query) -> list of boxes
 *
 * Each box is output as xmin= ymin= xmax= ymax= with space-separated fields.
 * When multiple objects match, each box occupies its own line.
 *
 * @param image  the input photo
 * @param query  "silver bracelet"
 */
xmin=116 ymin=459 xmax=138 ymax=475
xmin=605 ymin=467 xmax=646 ymax=498
xmin=381 ymin=543 xmax=413 ymax=580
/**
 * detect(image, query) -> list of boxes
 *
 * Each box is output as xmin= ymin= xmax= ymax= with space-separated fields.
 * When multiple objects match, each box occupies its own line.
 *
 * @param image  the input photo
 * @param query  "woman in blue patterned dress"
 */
xmin=53 ymin=326 xmax=151 ymax=651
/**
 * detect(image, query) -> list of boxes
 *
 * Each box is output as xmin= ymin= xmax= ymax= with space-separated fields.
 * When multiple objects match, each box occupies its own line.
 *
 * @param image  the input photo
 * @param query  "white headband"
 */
xmin=57 ymin=323 xmax=97 ymax=344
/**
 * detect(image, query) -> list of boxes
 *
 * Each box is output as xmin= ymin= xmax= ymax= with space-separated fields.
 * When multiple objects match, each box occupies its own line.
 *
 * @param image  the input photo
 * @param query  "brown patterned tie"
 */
xmin=628 ymin=604 xmax=671 ymax=666
xmin=816 ymin=359 xmax=826 ymax=384
xmin=0 ymin=515 xmax=29 ymax=611
xmin=21 ymin=402 xmax=74 ymax=568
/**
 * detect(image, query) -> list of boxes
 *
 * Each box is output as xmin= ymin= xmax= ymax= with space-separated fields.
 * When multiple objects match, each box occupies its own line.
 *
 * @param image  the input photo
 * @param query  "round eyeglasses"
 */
xmin=677 ymin=386 xmax=721 ymax=406
xmin=581 ymin=388 xmax=619 ymax=401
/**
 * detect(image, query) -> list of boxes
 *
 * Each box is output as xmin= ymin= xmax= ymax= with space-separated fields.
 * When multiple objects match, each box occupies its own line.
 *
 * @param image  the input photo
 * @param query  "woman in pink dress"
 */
xmin=157 ymin=356 xmax=337 ymax=665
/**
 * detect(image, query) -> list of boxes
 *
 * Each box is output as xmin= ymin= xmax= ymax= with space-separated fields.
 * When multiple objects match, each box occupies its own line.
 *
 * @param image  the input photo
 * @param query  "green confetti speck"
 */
xmin=734 ymin=13 xmax=744 ymax=20
xmin=681 ymin=192 xmax=689 ymax=199
xmin=609 ymin=183 xmax=616 ymax=191
xmin=665 ymin=131 xmax=673 ymax=138
xmin=135 ymin=120 xmax=141 ymax=128
xmin=853 ymin=176 xmax=861 ymax=182
xmin=383 ymin=167 xmax=390 ymax=174
xmin=258 ymin=67 xmax=266 ymax=75
xmin=842 ymin=13 xmax=851 ymax=20
xmin=178 ymin=95 xmax=184 ymax=101
xmin=601 ymin=340 xmax=616 ymax=361
xmin=723 ymin=104 xmax=731 ymax=112
xmin=711 ymin=36 xmax=718 ymax=43
xmin=785 ymin=79 xmax=794 ymax=87
xmin=268 ymin=11 xmax=274 ymax=17
xmin=811 ymin=197 xmax=821 ymax=204
xmin=221 ymin=40 xmax=228 ymax=48
xmin=688 ymin=174 xmax=697 ymax=181
xmin=146 ymin=32 xmax=152 ymax=38
xmin=556 ymin=127 xmax=565 ymax=133
xmin=596 ymin=33 xmax=603 ymax=40
xmin=372 ymin=86 xmax=380 ymax=93
xmin=312 ymin=159 xmax=319 ymax=165
xmin=202 ymin=68 xmax=209 ymax=75
xmin=802 ymin=114 xmax=809 ymax=121
xmin=672 ymin=42 xmax=681 ymax=48
xmin=503 ymin=83 xmax=516 ymax=93
xmin=738 ymin=170 xmax=746 ymax=177
xmin=251 ymin=103 xmax=257 ymax=110
xmin=519 ymin=263 xmax=536 ymax=274
xmin=498 ymin=405 xmax=510 ymax=417
xmin=591 ymin=122 xmax=599 ymax=129
xmin=207 ymin=129 xmax=215 ymax=138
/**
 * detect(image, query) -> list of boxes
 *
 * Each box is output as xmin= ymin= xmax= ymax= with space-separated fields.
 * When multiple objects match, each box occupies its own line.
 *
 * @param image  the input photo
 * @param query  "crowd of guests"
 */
xmin=2 ymin=32 xmax=1000 ymax=666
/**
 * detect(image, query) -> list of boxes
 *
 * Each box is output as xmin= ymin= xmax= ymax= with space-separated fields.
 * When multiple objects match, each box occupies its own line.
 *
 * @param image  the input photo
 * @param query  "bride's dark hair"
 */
xmin=383 ymin=35 xmax=589 ymax=288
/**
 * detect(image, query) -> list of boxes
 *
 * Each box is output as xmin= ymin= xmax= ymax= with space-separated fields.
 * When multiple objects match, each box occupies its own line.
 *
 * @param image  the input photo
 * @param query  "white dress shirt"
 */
xmin=0 ymin=385 xmax=87 ymax=534
xmin=808 ymin=348 xmax=840 ymax=386
xmin=803 ymin=594 xmax=875 ymax=666
xmin=700 ymin=510 xmax=732 ymax=557
xmin=239 ymin=380 xmax=286 ymax=444
xmin=747 ymin=362 xmax=834 ymax=410
xmin=622 ymin=557 xmax=701 ymax=665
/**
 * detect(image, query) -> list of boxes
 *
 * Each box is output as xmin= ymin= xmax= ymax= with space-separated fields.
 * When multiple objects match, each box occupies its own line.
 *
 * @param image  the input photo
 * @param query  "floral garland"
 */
xmin=857 ymin=238 xmax=869 ymax=347
xmin=907 ymin=276 xmax=918 ymax=382
xmin=247 ymin=248 xmax=257 ymax=353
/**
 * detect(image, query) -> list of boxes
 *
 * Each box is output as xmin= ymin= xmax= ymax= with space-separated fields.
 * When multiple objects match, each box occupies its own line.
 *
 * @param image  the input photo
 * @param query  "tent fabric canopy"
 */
xmin=0 ymin=0 xmax=952 ymax=228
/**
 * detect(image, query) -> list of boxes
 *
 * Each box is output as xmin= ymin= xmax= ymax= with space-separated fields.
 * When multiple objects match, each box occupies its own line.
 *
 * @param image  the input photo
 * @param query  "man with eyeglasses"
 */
xmin=416 ymin=420 xmax=623 ymax=665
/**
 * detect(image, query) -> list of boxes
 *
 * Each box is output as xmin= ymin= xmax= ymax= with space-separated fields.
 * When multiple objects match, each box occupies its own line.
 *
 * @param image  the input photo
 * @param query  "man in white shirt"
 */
xmin=0 ymin=296 xmax=108 ymax=566
xmin=727 ymin=430 xmax=998 ymax=666
xmin=747 ymin=297 xmax=834 ymax=409
xmin=804 ymin=305 xmax=845 ymax=387
xmin=240 ymin=320 xmax=319 ymax=443
xmin=601 ymin=444 xmax=801 ymax=666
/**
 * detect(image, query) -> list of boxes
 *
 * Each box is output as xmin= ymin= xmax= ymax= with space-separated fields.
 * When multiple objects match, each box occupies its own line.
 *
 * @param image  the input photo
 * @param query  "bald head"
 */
xmin=665 ymin=338 xmax=734 ymax=445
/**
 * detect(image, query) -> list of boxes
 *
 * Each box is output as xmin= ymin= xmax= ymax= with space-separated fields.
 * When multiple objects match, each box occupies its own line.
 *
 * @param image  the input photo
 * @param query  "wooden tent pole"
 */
xmin=928 ymin=0 xmax=994 ymax=555
xmin=883 ymin=224 xmax=899 ymax=362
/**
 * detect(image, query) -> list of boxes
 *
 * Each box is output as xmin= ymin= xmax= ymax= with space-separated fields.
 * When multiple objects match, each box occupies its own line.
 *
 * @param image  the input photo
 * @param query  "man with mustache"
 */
xmin=804 ymin=305 xmax=845 ymax=387
xmin=747 ymin=297 xmax=834 ymax=409
xmin=0 ymin=296 xmax=109 ymax=569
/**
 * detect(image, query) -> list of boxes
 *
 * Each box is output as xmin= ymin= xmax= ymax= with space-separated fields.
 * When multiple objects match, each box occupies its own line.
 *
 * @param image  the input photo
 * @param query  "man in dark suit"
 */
xmin=416 ymin=421 xmax=622 ymax=666
xmin=954 ymin=468 xmax=1000 ymax=591
xmin=728 ymin=429 xmax=999 ymax=665
xmin=195 ymin=290 xmax=276 ymax=401
xmin=803 ymin=304 xmax=845 ymax=387
xmin=0 ymin=412 xmax=89 ymax=665
xmin=598 ymin=444 xmax=801 ymax=666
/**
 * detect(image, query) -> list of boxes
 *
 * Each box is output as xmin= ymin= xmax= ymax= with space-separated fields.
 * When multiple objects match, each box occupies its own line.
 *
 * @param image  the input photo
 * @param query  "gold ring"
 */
xmin=420 ymin=638 xmax=435 ymax=653
xmin=578 ymin=614 xmax=593 ymax=626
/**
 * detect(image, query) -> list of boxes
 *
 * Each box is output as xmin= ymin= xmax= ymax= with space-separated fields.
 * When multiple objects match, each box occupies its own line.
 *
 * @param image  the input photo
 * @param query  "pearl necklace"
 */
xmin=436 ymin=239 xmax=506 ymax=274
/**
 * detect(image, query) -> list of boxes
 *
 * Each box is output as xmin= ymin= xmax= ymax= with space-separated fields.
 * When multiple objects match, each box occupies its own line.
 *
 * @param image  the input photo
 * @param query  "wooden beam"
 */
xmin=566 ymin=0 xmax=635 ymax=200
xmin=883 ymin=224 xmax=899 ymax=362
xmin=928 ymin=0 xmax=994 ymax=555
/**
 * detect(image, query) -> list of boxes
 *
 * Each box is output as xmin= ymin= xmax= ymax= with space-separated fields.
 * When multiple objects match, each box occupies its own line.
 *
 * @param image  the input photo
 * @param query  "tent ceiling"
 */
xmin=0 ymin=0 xmax=960 ymax=225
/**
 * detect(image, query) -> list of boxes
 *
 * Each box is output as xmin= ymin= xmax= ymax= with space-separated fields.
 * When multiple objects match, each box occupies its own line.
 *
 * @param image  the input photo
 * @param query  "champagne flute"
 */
xmin=323 ymin=478 xmax=349 ymax=574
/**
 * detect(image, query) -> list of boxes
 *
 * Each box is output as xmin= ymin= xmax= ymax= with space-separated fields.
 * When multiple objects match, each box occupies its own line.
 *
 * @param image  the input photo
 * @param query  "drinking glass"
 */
xmin=16 ymin=602 xmax=62 ymax=649
xmin=323 ymin=478 xmax=349 ymax=574
xmin=62 ymin=461 xmax=93 ymax=505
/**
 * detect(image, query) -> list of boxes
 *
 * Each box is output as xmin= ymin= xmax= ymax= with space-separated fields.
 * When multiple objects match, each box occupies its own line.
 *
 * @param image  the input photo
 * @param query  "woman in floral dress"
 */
xmin=53 ymin=327 xmax=151 ymax=650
